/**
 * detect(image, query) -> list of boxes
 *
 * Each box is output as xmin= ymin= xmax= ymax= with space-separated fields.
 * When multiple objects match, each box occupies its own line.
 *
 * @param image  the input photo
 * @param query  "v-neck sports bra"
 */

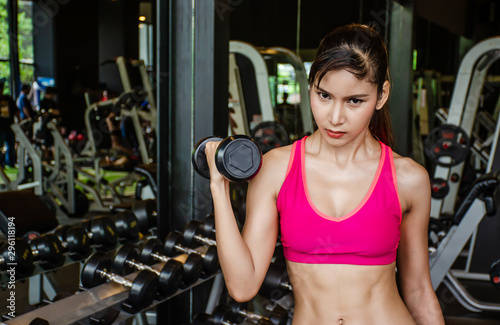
xmin=276 ymin=137 xmax=402 ymax=265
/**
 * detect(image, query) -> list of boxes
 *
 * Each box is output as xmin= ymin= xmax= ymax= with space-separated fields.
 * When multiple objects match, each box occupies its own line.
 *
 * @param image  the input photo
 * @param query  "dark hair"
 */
xmin=309 ymin=23 xmax=393 ymax=147
xmin=21 ymin=84 xmax=31 ymax=92
xmin=45 ymin=86 xmax=57 ymax=95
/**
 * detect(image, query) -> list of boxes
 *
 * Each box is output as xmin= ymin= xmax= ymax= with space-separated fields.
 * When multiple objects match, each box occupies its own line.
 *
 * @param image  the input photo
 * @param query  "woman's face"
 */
xmin=310 ymin=69 xmax=389 ymax=146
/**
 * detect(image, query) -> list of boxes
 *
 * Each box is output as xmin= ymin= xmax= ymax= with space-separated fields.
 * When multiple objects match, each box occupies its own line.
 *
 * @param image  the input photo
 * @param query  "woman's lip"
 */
xmin=326 ymin=130 xmax=345 ymax=138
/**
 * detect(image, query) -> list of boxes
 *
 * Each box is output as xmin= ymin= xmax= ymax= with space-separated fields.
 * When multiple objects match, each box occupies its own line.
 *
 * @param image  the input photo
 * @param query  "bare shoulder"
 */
xmin=392 ymin=152 xmax=430 ymax=187
xmin=392 ymin=152 xmax=431 ymax=211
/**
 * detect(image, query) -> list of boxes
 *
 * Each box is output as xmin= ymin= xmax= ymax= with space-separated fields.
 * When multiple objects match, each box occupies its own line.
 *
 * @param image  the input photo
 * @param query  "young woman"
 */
xmin=205 ymin=24 xmax=445 ymax=325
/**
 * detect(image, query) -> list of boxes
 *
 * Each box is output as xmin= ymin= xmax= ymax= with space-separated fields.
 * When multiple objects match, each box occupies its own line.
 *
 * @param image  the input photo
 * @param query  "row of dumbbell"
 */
xmin=193 ymin=300 xmax=288 ymax=325
xmin=2 ymin=224 xmax=222 ymax=323
xmin=80 ymin=224 xmax=222 ymax=312
xmin=0 ymin=210 xmax=150 ymax=278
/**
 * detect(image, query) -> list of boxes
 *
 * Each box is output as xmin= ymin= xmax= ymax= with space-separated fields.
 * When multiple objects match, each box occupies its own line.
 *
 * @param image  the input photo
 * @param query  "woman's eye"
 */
xmin=318 ymin=92 xmax=330 ymax=99
xmin=349 ymin=98 xmax=363 ymax=105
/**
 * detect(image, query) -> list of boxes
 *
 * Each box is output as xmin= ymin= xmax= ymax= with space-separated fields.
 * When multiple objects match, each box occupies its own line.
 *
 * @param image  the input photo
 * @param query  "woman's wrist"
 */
xmin=210 ymin=178 xmax=229 ymax=197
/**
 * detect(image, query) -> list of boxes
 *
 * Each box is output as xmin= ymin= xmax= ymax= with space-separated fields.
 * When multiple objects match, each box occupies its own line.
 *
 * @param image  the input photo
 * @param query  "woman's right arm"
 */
xmin=205 ymin=142 xmax=285 ymax=302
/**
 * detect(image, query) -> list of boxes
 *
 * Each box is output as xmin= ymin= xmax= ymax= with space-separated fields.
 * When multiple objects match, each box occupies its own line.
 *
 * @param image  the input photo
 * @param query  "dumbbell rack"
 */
xmin=3 ymin=258 xmax=220 ymax=325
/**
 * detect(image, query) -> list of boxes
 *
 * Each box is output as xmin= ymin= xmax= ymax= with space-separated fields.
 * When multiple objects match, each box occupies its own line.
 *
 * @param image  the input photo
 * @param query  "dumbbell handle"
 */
xmin=281 ymin=282 xmax=293 ymax=291
xmin=125 ymin=259 xmax=160 ymax=276
xmin=97 ymin=269 xmax=133 ymax=288
xmin=151 ymin=252 xmax=173 ymax=263
xmin=194 ymin=234 xmax=216 ymax=246
xmin=174 ymin=244 xmax=205 ymax=258
xmin=237 ymin=309 xmax=266 ymax=321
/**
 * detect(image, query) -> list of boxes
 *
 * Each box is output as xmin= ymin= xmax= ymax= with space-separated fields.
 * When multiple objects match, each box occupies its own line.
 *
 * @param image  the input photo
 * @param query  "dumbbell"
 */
xmin=29 ymin=233 xmax=65 ymax=270
xmin=0 ymin=238 xmax=34 ymax=276
xmin=218 ymin=301 xmax=288 ymax=325
xmin=259 ymin=263 xmax=292 ymax=300
xmin=81 ymin=216 xmax=118 ymax=251
xmin=111 ymin=199 xmax=157 ymax=233
xmin=53 ymin=225 xmax=92 ymax=260
xmin=113 ymin=211 xmax=140 ymax=243
xmin=113 ymin=244 xmax=183 ymax=297
xmin=183 ymin=220 xmax=216 ymax=248
xmin=164 ymin=231 xmax=219 ymax=277
xmin=192 ymin=135 xmax=262 ymax=182
xmin=81 ymin=251 xmax=159 ymax=311
xmin=139 ymin=238 xmax=203 ymax=287
xmin=198 ymin=214 xmax=216 ymax=239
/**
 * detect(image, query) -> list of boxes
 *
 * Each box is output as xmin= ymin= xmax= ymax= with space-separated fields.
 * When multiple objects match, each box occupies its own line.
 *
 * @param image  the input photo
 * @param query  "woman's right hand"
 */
xmin=204 ymin=141 xmax=228 ymax=191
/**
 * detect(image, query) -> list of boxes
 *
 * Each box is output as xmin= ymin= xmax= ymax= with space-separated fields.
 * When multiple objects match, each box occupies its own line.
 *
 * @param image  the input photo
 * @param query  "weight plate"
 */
xmin=216 ymin=135 xmax=262 ymax=182
xmin=251 ymin=121 xmax=290 ymax=154
xmin=192 ymin=137 xmax=225 ymax=179
xmin=424 ymin=124 xmax=470 ymax=167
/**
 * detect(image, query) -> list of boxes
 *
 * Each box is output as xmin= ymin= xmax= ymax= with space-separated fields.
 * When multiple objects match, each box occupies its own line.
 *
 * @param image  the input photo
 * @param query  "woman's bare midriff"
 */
xmin=286 ymin=261 xmax=416 ymax=325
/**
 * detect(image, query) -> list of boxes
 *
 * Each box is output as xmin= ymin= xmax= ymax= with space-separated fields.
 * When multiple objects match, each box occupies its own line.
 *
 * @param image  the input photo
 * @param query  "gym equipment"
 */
xmin=29 ymin=233 xmax=65 ymax=270
xmin=113 ymin=211 xmax=140 ymax=243
xmin=139 ymin=238 xmax=203 ymax=287
xmin=199 ymin=214 xmax=216 ymax=239
xmin=192 ymin=135 xmax=262 ymax=182
xmin=430 ymin=36 xmax=500 ymax=219
xmin=429 ymin=173 xmax=500 ymax=312
xmin=259 ymin=263 xmax=292 ymax=300
xmin=164 ymin=231 xmax=219 ymax=277
xmin=53 ymin=225 xmax=92 ymax=260
xmin=84 ymin=56 xmax=157 ymax=164
xmin=0 ymin=238 xmax=34 ymax=275
xmin=113 ymin=244 xmax=183 ymax=297
xmin=81 ymin=251 xmax=159 ymax=311
xmin=251 ymin=121 xmax=290 ymax=154
xmin=424 ymin=124 xmax=470 ymax=167
xmin=183 ymin=220 xmax=216 ymax=247
xmin=81 ymin=216 xmax=118 ymax=251
xmin=223 ymin=301 xmax=288 ymax=325
xmin=430 ymin=178 xmax=450 ymax=199
xmin=111 ymin=199 xmax=157 ymax=234
xmin=490 ymin=259 xmax=500 ymax=289
xmin=229 ymin=41 xmax=314 ymax=138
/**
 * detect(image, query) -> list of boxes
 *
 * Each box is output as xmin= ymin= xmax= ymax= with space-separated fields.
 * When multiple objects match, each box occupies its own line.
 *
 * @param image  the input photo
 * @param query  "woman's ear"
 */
xmin=376 ymin=80 xmax=390 ymax=110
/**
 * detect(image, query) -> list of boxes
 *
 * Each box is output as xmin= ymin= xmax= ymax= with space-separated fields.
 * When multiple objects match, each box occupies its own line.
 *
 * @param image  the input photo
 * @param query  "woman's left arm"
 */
xmin=396 ymin=159 xmax=445 ymax=325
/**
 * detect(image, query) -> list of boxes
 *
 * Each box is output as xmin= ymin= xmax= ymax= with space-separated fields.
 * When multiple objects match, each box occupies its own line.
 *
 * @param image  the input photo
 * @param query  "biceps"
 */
xmin=241 ymin=180 xmax=280 ymax=278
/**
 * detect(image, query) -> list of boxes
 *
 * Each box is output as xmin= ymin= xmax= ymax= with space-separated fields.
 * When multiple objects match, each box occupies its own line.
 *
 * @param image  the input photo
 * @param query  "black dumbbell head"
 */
xmin=163 ymin=231 xmax=184 ymax=256
xmin=259 ymin=263 xmax=289 ymax=300
xmin=114 ymin=211 xmax=140 ymax=243
xmin=158 ymin=260 xmax=183 ymax=297
xmin=33 ymin=234 xmax=65 ymax=270
xmin=81 ymin=251 xmax=112 ymax=288
xmin=1 ymin=239 xmax=34 ymax=275
xmin=215 ymin=135 xmax=262 ymax=182
xmin=212 ymin=305 xmax=235 ymax=324
xmin=201 ymin=245 xmax=219 ymax=277
xmin=139 ymin=239 xmax=163 ymax=265
xmin=183 ymin=220 xmax=203 ymax=247
xmin=128 ymin=270 xmax=159 ymax=310
xmin=90 ymin=216 xmax=118 ymax=250
xmin=113 ymin=244 xmax=140 ymax=275
xmin=65 ymin=226 xmax=91 ymax=260
xmin=192 ymin=136 xmax=225 ymax=179
xmin=180 ymin=254 xmax=203 ymax=287
xmin=132 ymin=199 xmax=157 ymax=232
xmin=201 ymin=214 xmax=215 ymax=239
xmin=268 ymin=304 xmax=288 ymax=325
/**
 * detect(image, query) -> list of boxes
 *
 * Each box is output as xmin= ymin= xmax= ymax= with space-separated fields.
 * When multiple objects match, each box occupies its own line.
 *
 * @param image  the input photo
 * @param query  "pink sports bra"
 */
xmin=276 ymin=137 xmax=402 ymax=265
